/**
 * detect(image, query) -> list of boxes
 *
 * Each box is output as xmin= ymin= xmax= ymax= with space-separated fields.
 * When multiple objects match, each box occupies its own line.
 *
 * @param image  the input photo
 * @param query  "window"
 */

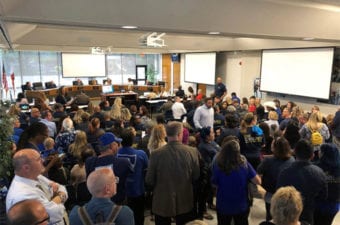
xmin=1 ymin=50 xmax=161 ymax=99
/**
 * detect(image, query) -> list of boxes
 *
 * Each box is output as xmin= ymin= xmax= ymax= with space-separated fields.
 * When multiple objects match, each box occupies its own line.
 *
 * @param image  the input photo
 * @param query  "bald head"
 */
xmin=7 ymin=199 xmax=49 ymax=225
xmin=13 ymin=149 xmax=44 ymax=179
xmin=87 ymin=168 xmax=116 ymax=198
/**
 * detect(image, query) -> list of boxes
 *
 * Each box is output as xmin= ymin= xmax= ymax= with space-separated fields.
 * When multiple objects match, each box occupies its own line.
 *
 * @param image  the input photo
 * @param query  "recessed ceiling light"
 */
xmin=302 ymin=37 xmax=314 ymax=41
xmin=208 ymin=31 xmax=221 ymax=35
xmin=121 ymin=25 xmax=138 ymax=29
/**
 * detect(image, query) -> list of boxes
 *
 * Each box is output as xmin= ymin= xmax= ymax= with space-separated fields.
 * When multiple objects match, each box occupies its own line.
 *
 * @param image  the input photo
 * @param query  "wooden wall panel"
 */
xmin=162 ymin=54 xmax=180 ymax=91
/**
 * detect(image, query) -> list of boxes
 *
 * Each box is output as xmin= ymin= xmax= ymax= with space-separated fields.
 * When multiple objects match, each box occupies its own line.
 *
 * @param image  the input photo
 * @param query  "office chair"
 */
xmin=33 ymin=82 xmax=43 ymax=90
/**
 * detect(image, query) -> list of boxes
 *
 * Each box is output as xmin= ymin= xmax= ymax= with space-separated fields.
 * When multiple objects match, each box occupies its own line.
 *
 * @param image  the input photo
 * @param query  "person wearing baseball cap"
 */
xmin=85 ymin=132 xmax=132 ymax=205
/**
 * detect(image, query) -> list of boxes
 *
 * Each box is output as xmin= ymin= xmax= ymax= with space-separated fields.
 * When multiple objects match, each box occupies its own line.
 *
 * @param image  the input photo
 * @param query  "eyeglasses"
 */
xmin=34 ymin=214 xmax=50 ymax=224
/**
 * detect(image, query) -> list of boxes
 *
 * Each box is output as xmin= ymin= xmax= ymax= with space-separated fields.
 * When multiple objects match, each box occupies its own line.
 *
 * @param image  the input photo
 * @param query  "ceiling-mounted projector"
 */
xmin=139 ymin=32 xmax=166 ymax=47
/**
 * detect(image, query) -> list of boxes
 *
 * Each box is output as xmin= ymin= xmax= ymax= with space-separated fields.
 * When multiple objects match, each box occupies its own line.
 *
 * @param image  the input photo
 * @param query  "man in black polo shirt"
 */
xmin=277 ymin=139 xmax=327 ymax=225
xmin=214 ymin=76 xmax=227 ymax=100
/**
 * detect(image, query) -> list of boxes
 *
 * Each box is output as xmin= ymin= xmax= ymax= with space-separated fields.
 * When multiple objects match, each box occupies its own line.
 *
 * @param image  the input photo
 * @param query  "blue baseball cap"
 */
xmin=99 ymin=132 xmax=122 ymax=146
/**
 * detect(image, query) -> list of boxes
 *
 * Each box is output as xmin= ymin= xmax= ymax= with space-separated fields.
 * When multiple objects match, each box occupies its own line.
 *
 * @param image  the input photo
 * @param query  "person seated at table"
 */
xmin=70 ymin=91 xmax=90 ymax=106
xmin=15 ymin=92 xmax=28 ymax=106
xmin=22 ymin=81 xmax=33 ymax=92
xmin=74 ymin=78 xmax=84 ymax=86
xmin=128 ymin=77 xmax=137 ymax=85
xmin=159 ymin=86 xmax=169 ymax=98
xmin=103 ymin=78 xmax=112 ymax=85
xmin=146 ymin=87 xmax=157 ymax=99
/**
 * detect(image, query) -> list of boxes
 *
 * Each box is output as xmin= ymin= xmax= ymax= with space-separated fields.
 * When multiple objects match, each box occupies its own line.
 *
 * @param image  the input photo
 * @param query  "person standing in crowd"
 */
xmin=6 ymin=149 xmax=68 ymax=225
xmin=55 ymin=117 xmax=77 ymax=153
xmin=239 ymin=113 xmax=264 ymax=169
xmin=193 ymin=97 xmax=214 ymax=130
xmin=212 ymin=138 xmax=261 ymax=225
xmin=331 ymin=108 xmax=340 ymax=149
xmin=40 ymin=110 xmax=57 ymax=138
xmin=198 ymin=126 xmax=221 ymax=220
xmin=314 ymin=143 xmax=340 ymax=225
xmin=214 ymin=76 xmax=227 ymax=101
xmin=85 ymin=132 xmax=133 ymax=205
xmin=231 ymin=92 xmax=240 ymax=104
xmin=17 ymin=122 xmax=49 ymax=151
xmin=259 ymin=186 xmax=308 ymax=225
xmin=175 ymin=85 xmax=185 ymax=98
xmin=146 ymin=121 xmax=200 ymax=225
xmin=277 ymin=139 xmax=327 ymax=225
xmin=172 ymin=96 xmax=187 ymax=122
xmin=299 ymin=111 xmax=330 ymax=160
xmin=69 ymin=168 xmax=134 ymax=225
xmin=29 ymin=107 xmax=41 ymax=125
xmin=257 ymin=137 xmax=295 ymax=221
xmin=147 ymin=124 xmax=167 ymax=154
xmin=117 ymin=128 xmax=148 ymax=225
xmin=7 ymin=199 xmax=50 ymax=225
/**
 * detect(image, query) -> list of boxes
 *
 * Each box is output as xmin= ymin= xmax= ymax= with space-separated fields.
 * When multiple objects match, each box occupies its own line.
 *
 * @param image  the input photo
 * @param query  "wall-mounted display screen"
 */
xmin=184 ymin=53 xmax=216 ymax=85
xmin=62 ymin=53 xmax=106 ymax=77
xmin=260 ymin=47 xmax=334 ymax=99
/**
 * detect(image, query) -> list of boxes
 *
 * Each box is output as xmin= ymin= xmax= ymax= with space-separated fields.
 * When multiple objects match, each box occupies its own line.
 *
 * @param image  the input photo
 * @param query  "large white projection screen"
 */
xmin=62 ymin=53 xmax=106 ymax=77
xmin=260 ymin=48 xmax=334 ymax=99
xmin=185 ymin=53 xmax=216 ymax=85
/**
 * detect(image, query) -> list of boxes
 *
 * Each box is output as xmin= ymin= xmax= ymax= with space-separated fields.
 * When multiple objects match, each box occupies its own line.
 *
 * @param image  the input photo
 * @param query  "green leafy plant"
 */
xmin=147 ymin=65 xmax=157 ymax=84
xmin=0 ymin=101 xmax=14 ymax=180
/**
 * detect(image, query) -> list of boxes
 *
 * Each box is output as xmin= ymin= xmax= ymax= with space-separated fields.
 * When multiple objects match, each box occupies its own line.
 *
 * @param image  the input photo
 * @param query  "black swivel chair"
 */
xmin=33 ymin=82 xmax=43 ymax=90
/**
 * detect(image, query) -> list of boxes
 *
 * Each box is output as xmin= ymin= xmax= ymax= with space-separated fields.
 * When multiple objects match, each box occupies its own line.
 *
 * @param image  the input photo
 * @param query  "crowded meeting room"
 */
xmin=0 ymin=1 xmax=340 ymax=225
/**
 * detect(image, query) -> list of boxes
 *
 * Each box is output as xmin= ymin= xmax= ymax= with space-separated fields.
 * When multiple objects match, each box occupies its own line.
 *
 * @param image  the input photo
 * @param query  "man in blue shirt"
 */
xmin=117 ymin=128 xmax=148 ymax=225
xmin=214 ymin=76 xmax=227 ymax=100
xmin=69 ymin=168 xmax=134 ymax=225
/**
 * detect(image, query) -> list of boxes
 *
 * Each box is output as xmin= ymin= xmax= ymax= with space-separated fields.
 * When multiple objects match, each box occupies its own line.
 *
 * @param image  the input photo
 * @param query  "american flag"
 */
xmin=2 ymin=62 xmax=8 ymax=94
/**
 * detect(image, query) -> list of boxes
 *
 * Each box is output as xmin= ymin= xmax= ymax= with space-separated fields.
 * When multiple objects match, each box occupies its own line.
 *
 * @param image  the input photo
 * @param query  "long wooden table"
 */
xmin=25 ymin=85 xmax=162 ymax=103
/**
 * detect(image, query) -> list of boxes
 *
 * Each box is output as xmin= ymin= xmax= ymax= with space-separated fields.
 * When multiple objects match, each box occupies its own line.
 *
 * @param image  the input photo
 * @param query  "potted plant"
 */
xmin=147 ymin=65 xmax=157 ymax=85
xmin=0 ymin=100 xmax=14 ymax=223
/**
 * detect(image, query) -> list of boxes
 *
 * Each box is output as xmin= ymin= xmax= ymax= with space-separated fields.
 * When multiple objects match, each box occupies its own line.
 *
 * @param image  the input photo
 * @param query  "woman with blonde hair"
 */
xmin=265 ymin=111 xmax=279 ymax=135
xmin=68 ymin=130 xmax=91 ymax=160
xmin=72 ymin=109 xmax=85 ymax=125
xmin=259 ymin=186 xmax=307 ymax=225
xmin=121 ymin=107 xmax=132 ymax=123
xmin=110 ymin=104 xmax=122 ymax=120
xmin=114 ymin=97 xmax=124 ymax=108
xmin=147 ymin=124 xmax=166 ymax=153
xmin=8 ymin=104 xmax=29 ymax=129
xmin=299 ymin=111 xmax=330 ymax=160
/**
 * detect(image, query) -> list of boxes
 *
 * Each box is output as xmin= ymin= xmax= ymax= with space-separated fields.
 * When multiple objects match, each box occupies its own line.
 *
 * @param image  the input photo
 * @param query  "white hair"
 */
xmin=62 ymin=117 xmax=74 ymax=132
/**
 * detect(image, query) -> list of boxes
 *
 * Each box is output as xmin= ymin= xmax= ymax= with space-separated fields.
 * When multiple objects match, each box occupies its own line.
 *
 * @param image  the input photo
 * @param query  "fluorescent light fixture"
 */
xmin=208 ymin=31 xmax=221 ymax=35
xmin=302 ymin=37 xmax=315 ymax=41
xmin=121 ymin=25 xmax=138 ymax=29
